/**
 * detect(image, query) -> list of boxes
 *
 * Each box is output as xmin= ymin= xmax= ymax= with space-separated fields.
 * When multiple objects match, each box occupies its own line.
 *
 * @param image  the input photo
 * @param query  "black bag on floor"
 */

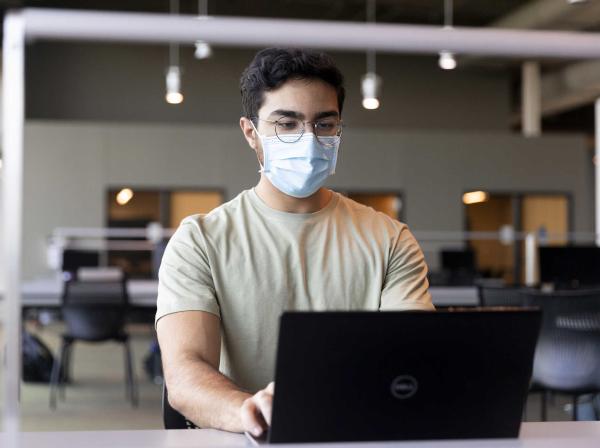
xmin=22 ymin=330 xmax=55 ymax=383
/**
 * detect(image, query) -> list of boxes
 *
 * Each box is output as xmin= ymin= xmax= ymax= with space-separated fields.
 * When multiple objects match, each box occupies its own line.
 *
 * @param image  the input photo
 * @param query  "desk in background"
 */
xmin=15 ymin=278 xmax=478 ymax=309
xmin=17 ymin=277 xmax=158 ymax=309
xmin=4 ymin=421 xmax=600 ymax=448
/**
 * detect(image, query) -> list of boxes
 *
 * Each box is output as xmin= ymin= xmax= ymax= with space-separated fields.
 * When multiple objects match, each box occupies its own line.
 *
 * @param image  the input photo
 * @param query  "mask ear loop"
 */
xmin=329 ymin=139 xmax=340 ymax=175
xmin=250 ymin=120 xmax=268 ymax=173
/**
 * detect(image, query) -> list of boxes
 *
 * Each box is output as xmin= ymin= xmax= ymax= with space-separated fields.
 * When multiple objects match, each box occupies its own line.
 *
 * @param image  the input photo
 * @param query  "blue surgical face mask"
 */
xmin=252 ymin=123 xmax=340 ymax=199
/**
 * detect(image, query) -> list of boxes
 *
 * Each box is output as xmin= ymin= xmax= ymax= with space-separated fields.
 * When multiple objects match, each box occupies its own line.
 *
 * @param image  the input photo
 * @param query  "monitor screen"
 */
xmin=441 ymin=249 xmax=476 ymax=272
xmin=539 ymin=246 xmax=600 ymax=289
xmin=62 ymin=250 xmax=100 ymax=273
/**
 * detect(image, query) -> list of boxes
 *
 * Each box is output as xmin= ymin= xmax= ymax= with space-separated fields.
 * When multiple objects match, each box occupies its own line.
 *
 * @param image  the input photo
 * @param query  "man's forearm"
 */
xmin=167 ymin=355 xmax=252 ymax=431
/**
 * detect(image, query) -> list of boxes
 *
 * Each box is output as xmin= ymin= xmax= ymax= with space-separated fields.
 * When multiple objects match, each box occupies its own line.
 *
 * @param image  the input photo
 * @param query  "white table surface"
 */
xmin=3 ymin=422 xmax=599 ymax=448
xmin=15 ymin=277 xmax=159 ymax=308
xmin=11 ymin=278 xmax=479 ymax=309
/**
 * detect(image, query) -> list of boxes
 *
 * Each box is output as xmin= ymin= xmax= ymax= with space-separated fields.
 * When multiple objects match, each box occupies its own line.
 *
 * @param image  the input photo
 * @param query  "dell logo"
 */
xmin=391 ymin=375 xmax=418 ymax=399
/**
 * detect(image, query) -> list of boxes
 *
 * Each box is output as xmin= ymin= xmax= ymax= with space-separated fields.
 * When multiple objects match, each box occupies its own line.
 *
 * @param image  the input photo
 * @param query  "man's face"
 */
xmin=241 ymin=78 xmax=340 ymax=166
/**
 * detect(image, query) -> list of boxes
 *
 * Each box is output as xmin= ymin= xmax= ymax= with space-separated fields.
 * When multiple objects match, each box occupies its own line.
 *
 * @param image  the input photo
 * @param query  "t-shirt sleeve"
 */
xmin=155 ymin=217 xmax=220 ymax=326
xmin=379 ymin=225 xmax=435 ymax=311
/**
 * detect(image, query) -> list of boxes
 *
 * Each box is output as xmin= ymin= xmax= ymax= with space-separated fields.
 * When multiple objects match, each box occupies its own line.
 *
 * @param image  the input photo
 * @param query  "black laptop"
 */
xmin=249 ymin=309 xmax=541 ymax=444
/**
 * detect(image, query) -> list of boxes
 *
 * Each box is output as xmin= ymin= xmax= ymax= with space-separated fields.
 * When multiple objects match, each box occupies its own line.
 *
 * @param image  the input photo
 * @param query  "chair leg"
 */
xmin=124 ymin=346 xmax=131 ymax=399
xmin=541 ymin=390 xmax=548 ymax=422
xmin=124 ymin=341 xmax=138 ymax=407
xmin=573 ymin=395 xmax=578 ymax=421
xmin=49 ymin=340 xmax=68 ymax=409
xmin=59 ymin=342 xmax=72 ymax=401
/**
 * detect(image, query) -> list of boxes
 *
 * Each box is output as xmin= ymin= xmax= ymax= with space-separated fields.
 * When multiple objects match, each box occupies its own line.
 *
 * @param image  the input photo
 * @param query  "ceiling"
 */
xmin=0 ymin=1 xmax=528 ymax=26
xmin=1 ymin=0 xmax=600 ymax=134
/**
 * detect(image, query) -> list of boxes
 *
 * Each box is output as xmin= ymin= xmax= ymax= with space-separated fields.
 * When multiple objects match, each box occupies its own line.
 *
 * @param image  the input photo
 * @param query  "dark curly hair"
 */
xmin=240 ymin=48 xmax=345 ymax=122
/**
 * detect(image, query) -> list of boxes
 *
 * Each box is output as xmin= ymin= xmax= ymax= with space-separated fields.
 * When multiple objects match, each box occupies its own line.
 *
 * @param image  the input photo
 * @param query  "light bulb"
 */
xmin=194 ymin=40 xmax=213 ymax=59
xmin=462 ymin=191 xmax=489 ymax=205
xmin=116 ymin=188 xmax=134 ymax=206
xmin=165 ymin=92 xmax=184 ymax=104
xmin=165 ymin=66 xmax=184 ymax=104
xmin=361 ymin=72 xmax=382 ymax=110
xmin=439 ymin=51 xmax=457 ymax=70
xmin=362 ymin=98 xmax=380 ymax=110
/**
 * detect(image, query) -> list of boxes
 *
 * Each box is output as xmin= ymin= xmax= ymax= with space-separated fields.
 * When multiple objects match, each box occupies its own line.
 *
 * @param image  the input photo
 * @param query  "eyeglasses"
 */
xmin=254 ymin=116 xmax=344 ymax=145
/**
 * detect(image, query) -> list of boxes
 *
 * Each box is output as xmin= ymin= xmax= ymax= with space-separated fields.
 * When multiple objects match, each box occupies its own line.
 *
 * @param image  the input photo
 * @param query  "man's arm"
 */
xmin=157 ymin=310 xmax=273 ymax=435
xmin=379 ymin=225 xmax=435 ymax=311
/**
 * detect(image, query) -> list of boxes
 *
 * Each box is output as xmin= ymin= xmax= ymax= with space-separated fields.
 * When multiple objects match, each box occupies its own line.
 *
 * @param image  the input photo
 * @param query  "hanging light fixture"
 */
xmin=438 ymin=0 xmax=457 ymax=70
xmin=165 ymin=0 xmax=184 ymax=104
xmin=194 ymin=0 xmax=213 ymax=60
xmin=361 ymin=73 xmax=382 ymax=110
xmin=362 ymin=0 xmax=381 ymax=110
xmin=165 ymin=66 xmax=183 ymax=104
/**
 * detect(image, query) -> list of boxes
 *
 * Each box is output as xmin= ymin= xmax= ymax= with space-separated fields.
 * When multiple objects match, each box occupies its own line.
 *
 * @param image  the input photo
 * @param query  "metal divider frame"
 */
xmin=4 ymin=8 xmax=600 ymax=443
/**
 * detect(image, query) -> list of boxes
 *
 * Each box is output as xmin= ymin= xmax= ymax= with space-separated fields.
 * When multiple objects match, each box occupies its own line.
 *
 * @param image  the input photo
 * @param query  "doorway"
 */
xmin=464 ymin=192 xmax=570 ymax=285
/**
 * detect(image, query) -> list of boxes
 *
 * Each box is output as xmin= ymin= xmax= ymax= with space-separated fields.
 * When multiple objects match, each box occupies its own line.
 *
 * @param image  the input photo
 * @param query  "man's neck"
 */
xmin=255 ymin=176 xmax=333 ymax=214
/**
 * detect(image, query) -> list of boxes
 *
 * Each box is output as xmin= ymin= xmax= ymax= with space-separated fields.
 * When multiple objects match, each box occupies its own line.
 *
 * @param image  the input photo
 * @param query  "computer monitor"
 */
xmin=441 ymin=249 xmax=476 ymax=272
xmin=438 ymin=249 xmax=477 ymax=285
xmin=62 ymin=249 xmax=100 ymax=274
xmin=539 ymin=245 xmax=600 ymax=289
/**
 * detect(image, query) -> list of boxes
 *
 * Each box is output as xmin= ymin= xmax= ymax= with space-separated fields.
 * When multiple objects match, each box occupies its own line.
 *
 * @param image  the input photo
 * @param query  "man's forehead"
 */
xmin=259 ymin=78 xmax=339 ymax=118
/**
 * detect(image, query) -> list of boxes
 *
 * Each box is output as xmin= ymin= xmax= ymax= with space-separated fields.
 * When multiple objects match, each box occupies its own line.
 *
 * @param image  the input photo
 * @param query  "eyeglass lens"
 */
xmin=274 ymin=118 xmax=341 ymax=143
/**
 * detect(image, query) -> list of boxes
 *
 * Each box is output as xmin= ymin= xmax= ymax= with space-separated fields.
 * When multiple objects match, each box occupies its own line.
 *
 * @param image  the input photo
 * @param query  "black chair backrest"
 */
xmin=62 ymin=277 xmax=129 ymax=341
xmin=519 ymin=289 xmax=600 ymax=393
xmin=478 ymin=286 xmax=527 ymax=307
xmin=163 ymin=383 xmax=198 ymax=429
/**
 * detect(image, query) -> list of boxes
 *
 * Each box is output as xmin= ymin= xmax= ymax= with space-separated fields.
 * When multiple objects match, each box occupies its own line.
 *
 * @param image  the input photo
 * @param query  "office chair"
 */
xmin=520 ymin=289 xmax=600 ymax=421
xmin=163 ymin=383 xmax=199 ymax=429
xmin=49 ymin=272 xmax=138 ymax=409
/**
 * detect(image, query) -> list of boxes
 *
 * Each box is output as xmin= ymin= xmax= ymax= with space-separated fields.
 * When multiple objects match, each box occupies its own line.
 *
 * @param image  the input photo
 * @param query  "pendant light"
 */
xmin=165 ymin=0 xmax=184 ymax=104
xmin=362 ymin=0 xmax=382 ymax=110
xmin=194 ymin=0 xmax=213 ymax=60
xmin=438 ymin=0 xmax=457 ymax=70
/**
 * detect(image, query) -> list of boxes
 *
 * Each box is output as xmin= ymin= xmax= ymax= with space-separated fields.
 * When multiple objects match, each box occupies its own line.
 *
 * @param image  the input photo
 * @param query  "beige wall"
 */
xmin=20 ymin=120 xmax=593 ymax=280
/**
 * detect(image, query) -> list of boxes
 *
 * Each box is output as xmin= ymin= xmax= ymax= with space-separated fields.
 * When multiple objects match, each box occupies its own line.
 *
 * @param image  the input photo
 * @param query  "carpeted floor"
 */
xmin=20 ymin=321 xmax=163 ymax=431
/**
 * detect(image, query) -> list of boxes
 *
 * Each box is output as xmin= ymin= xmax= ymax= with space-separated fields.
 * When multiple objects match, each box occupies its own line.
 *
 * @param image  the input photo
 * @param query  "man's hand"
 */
xmin=241 ymin=382 xmax=275 ymax=437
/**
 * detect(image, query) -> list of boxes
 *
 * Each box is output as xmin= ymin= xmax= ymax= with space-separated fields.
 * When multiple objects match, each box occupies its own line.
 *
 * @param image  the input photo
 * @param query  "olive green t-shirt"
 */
xmin=156 ymin=189 xmax=433 ymax=392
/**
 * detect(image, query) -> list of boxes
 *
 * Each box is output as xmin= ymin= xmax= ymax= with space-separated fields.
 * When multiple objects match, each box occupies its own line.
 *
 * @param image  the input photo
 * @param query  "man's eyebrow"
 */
xmin=268 ymin=109 xmax=304 ymax=119
xmin=267 ymin=110 xmax=340 ymax=120
xmin=314 ymin=111 xmax=340 ymax=120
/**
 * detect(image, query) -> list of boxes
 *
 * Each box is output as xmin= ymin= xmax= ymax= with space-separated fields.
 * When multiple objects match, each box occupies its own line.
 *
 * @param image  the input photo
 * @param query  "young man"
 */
xmin=156 ymin=48 xmax=433 ymax=436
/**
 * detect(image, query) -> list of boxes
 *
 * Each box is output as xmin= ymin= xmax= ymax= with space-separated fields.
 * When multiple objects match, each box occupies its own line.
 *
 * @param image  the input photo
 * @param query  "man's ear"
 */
xmin=240 ymin=117 xmax=258 ymax=150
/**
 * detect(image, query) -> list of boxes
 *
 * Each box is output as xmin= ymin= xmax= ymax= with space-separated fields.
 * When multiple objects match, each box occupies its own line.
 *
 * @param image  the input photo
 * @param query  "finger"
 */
xmin=266 ymin=382 xmax=275 ymax=394
xmin=241 ymin=398 xmax=267 ymax=437
xmin=254 ymin=390 xmax=273 ymax=426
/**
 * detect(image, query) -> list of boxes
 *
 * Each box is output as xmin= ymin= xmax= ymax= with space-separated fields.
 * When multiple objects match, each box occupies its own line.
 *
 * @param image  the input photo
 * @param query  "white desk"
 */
xmin=16 ymin=277 xmax=159 ymax=308
xmin=429 ymin=286 xmax=479 ymax=307
xmin=13 ymin=278 xmax=479 ymax=309
xmin=4 ymin=422 xmax=600 ymax=448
